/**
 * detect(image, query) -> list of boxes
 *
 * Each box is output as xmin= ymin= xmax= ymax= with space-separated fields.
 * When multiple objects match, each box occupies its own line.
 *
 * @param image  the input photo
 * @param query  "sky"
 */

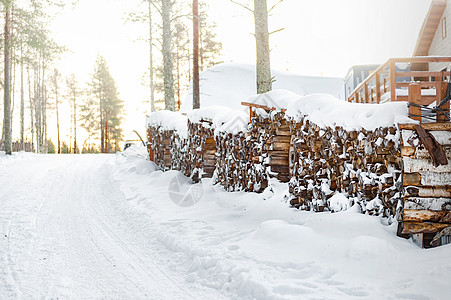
xmin=47 ymin=0 xmax=431 ymax=144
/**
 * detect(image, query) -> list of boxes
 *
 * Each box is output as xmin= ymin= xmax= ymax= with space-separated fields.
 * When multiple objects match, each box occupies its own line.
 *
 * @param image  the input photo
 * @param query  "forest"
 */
xmin=0 ymin=0 xmax=224 ymax=154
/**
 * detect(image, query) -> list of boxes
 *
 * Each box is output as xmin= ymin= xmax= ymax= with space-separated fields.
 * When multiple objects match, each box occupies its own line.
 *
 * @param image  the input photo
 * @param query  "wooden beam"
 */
xmin=401 ymin=221 xmax=450 ymax=234
xmin=403 ymin=210 xmax=451 ymax=223
xmin=405 ymin=185 xmax=451 ymax=198
xmin=408 ymin=83 xmax=422 ymax=121
xmin=437 ymin=81 xmax=449 ymax=122
xmin=399 ymin=123 xmax=451 ymax=131
xmin=396 ymin=71 xmax=451 ymax=78
xmin=390 ymin=60 xmax=396 ymax=102
xmin=396 ymin=82 xmax=437 ymax=88
xmin=375 ymin=71 xmax=381 ymax=103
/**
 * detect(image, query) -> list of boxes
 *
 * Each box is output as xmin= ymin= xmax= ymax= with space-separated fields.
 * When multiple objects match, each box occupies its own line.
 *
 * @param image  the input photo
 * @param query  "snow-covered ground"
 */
xmin=1 ymin=149 xmax=451 ymax=299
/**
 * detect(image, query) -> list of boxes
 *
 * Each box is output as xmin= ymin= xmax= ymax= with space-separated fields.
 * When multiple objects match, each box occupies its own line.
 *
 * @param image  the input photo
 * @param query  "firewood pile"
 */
xmin=398 ymin=123 xmax=451 ymax=248
xmin=249 ymin=109 xmax=291 ymax=183
xmin=288 ymin=117 xmax=403 ymax=217
xmin=214 ymin=115 xmax=269 ymax=192
xmin=147 ymin=126 xmax=172 ymax=171
xmin=185 ymin=119 xmax=216 ymax=183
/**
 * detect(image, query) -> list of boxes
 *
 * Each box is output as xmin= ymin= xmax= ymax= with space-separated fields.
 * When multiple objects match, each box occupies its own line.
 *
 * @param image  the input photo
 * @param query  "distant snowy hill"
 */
xmin=180 ymin=63 xmax=344 ymax=113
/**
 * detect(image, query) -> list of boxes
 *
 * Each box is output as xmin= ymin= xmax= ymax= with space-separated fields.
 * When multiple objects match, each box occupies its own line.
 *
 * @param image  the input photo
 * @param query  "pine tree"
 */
xmin=83 ymin=56 xmax=124 ymax=153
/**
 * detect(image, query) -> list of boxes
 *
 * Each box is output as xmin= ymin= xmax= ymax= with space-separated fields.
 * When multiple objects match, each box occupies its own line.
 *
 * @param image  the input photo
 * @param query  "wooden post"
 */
xmin=408 ymin=83 xmax=422 ymax=122
xmin=436 ymin=81 xmax=449 ymax=122
xmin=356 ymin=93 xmax=360 ymax=103
xmin=375 ymin=71 xmax=381 ymax=103
xmin=364 ymin=83 xmax=369 ymax=103
xmin=389 ymin=59 xmax=396 ymax=102
xmin=249 ymin=106 xmax=254 ymax=122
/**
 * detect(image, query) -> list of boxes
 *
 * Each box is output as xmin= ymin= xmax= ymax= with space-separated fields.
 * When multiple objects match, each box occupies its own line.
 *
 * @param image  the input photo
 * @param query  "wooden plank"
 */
xmin=396 ymin=71 xmax=451 ymax=78
xmin=404 ymin=197 xmax=451 ymax=211
xmin=241 ymin=101 xmax=276 ymax=111
xmin=414 ymin=124 xmax=448 ymax=166
xmin=375 ymin=71 xmax=381 ymax=103
xmin=403 ymin=210 xmax=449 ymax=223
xmin=401 ymin=222 xmax=451 ymax=234
xmin=397 ymin=95 xmax=437 ymax=106
xmin=399 ymin=123 xmax=451 ymax=131
xmin=396 ymin=82 xmax=438 ymax=88
xmin=437 ymin=81 xmax=449 ymax=123
xmin=408 ymin=84 xmax=422 ymax=121
xmin=404 ymin=146 xmax=451 ymax=159
xmin=405 ymin=185 xmax=451 ymax=198
xmin=392 ymin=57 xmax=451 ymax=63
xmin=390 ymin=60 xmax=396 ymax=102
xmin=404 ymin=172 xmax=451 ymax=186
xmin=403 ymin=157 xmax=451 ymax=173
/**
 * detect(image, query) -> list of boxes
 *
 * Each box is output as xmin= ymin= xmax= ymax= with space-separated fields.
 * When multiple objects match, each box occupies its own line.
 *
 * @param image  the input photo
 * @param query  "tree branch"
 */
xmin=150 ymin=0 xmax=162 ymax=16
xmin=230 ymin=0 xmax=253 ymax=13
xmin=269 ymin=27 xmax=285 ymax=35
xmin=268 ymin=0 xmax=283 ymax=14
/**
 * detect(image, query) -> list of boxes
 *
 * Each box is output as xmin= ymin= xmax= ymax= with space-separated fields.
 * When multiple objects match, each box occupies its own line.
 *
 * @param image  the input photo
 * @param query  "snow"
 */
xmin=245 ymin=89 xmax=300 ymax=111
xmin=180 ymin=63 xmax=345 ymax=112
xmin=146 ymin=110 xmax=188 ymax=138
xmin=1 ymin=151 xmax=450 ymax=299
xmin=285 ymin=93 xmax=417 ymax=131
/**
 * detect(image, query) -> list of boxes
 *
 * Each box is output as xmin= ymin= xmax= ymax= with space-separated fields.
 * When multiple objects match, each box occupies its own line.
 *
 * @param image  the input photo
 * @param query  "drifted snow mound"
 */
xmin=180 ymin=63 xmax=344 ymax=112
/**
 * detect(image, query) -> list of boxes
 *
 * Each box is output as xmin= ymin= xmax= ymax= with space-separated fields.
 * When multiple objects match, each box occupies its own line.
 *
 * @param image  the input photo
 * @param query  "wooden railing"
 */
xmin=347 ymin=57 xmax=451 ymax=122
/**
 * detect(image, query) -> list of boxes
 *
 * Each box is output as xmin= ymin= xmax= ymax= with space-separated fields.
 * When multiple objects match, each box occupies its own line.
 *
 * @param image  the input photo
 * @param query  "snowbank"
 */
xmin=111 ymin=154 xmax=451 ymax=300
xmin=180 ymin=63 xmax=345 ymax=112
xmin=285 ymin=93 xmax=416 ymax=131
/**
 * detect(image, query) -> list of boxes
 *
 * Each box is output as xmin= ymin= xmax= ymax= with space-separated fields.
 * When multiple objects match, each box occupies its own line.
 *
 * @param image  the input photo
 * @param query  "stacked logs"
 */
xmin=147 ymin=126 xmax=172 ymax=170
xmin=185 ymin=119 xmax=216 ymax=182
xmin=249 ymin=109 xmax=291 ymax=183
xmin=215 ymin=127 xmax=269 ymax=192
xmin=168 ymin=132 xmax=188 ymax=175
xmin=288 ymin=117 xmax=403 ymax=217
xmin=399 ymin=123 xmax=451 ymax=248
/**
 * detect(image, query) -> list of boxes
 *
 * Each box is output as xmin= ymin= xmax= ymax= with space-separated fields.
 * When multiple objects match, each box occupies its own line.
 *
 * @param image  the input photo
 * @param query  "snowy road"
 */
xmin=1 ymin=151 xmax=451 ymax=299
xmin=0 ymin=154 xmax=220 ymax=299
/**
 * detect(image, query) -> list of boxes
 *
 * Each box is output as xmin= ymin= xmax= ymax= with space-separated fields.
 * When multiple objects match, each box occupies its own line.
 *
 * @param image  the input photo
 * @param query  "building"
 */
xmin=413 ymin=0 xmax=450 ymax=72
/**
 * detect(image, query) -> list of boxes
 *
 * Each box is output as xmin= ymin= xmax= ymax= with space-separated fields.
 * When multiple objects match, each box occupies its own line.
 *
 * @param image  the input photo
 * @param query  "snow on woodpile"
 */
xmin=180 ymin=63 xmax=345 ymax=112
xmin=284 ymin=93 xmax=415 ymax=131
xmin=246 ymin=89 xmax=300 ymax=112
xmin=214 ymin=111 xmax=268 ymax=192
xmin=146 ymin=110 xmax=188 ymax=171
xmin=280 ymin=93 xmax=418 ymax=217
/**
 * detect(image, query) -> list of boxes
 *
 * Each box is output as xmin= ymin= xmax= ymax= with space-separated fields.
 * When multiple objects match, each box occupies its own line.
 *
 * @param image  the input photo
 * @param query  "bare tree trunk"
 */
xmin=176 ymin=46 xmax=181 ymax=110
xmin=73 ymin=94 xmax=77 ymax=153
xmin=20 ymin=47 xmax=24 ymax=151
xmin=100 ymin=77 xmax=105 ymax=153
xmin=148 ymin=0 xmax=155 ymax=112
xmin=54 ymin=69 xmax=61 ymax=154
xmin=3 ymin=3 xmax=12 ymax=154
xmin=27 ymin=64 xmax=35 ymax=153
xmin=192 ymin=0 xmax=200 ymax=109
xmin=162 ymin=0 xmax=175 ymax=111
xmin=254 ymin=0 xmax=272 ymax=94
